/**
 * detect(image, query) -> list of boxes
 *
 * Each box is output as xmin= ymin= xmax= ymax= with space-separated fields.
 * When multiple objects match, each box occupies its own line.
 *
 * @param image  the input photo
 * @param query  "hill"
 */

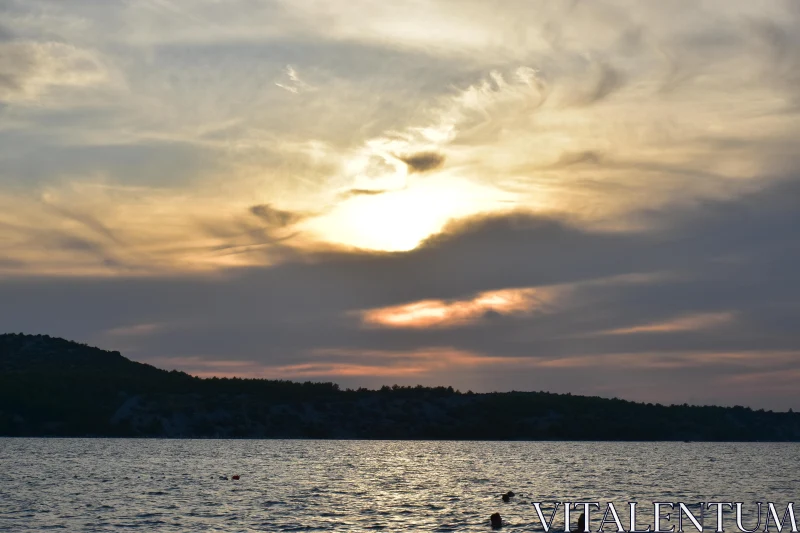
xmin=1 ymin=333 xmax=799 ymax=440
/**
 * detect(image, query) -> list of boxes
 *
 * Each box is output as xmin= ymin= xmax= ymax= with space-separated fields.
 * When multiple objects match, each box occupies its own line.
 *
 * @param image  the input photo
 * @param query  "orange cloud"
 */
xmin=360 ymin=287 xmax=561 ymax=329
xmin=148 ymin=356 xmax=267 ymax=378
xmin=145 ymin=349 xmax=800 ymax=393
xmin=153 ymin=348 xmax=528 ymax=380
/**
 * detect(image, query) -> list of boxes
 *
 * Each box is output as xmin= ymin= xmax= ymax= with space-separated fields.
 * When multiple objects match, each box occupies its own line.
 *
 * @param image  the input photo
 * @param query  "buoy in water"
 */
xmin=491 ymin=513 xmax=503 ymax=529
xmin=232 ymin=475 xmax=240 ymax=480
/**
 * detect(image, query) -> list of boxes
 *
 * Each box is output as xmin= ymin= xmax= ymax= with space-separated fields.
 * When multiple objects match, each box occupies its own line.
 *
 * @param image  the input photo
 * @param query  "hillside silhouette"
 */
xmin=2 ymin=333 xmax=799 ymax=440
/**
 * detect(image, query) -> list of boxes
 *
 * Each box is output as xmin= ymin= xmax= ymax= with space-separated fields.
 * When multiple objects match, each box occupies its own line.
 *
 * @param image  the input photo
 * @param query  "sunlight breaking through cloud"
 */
xmin=3 ymin=0 xmax=800 ymax=409
xmin=360 ymin=287 xmax=561 ymax=329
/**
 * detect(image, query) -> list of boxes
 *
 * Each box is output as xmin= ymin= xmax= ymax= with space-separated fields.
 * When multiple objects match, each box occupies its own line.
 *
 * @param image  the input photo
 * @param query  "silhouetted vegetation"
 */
xmin=2 ymin=333 xmax=799 ymax=440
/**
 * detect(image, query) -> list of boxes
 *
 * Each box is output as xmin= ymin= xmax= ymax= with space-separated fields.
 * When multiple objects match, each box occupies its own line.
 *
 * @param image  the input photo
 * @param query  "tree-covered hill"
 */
xmin=1 ymin=333 xmax=798 ymax=440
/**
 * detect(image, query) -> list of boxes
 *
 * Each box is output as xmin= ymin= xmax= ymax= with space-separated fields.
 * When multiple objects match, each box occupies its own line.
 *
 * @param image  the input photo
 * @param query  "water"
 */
xmin=1 ymin=439 xmax=798 ymax=532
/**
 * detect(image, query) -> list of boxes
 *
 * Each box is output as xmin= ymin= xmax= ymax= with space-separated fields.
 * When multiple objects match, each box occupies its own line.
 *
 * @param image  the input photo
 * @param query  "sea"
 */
xmin=0 ymin=439 xmax=798 ymax=532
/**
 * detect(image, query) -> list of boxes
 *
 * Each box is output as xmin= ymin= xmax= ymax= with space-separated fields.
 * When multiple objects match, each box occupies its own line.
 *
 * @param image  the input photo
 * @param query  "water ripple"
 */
xmin=0 ymin=439 xmax=797 ymax=532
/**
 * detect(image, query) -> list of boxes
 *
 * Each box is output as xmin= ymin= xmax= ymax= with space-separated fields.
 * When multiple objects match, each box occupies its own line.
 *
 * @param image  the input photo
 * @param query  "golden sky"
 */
xmin=2 ymin=0 xmax=800 ymax=409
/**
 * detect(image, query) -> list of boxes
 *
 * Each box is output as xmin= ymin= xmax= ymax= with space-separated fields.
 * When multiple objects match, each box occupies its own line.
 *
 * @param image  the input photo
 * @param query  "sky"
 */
xmin=2 ymin=0 xmax=800 ymax=410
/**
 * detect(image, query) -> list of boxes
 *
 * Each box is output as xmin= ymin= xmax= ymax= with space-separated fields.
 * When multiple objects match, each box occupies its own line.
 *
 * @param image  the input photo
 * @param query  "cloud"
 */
xmin=104 ymin=323 xmax=163 ymax=337
xmin=195 ymin=204 xmax=309 ymax=262
xmin=275 ymin=64 xmax=314 ymax=94
xmin=598 ymin=312 xmax=735 ymax=336
xmin=44 ymin=201 xmax=123 ymax=246
xmin=550 ymin=150 xmax=604 ymax=168
xmin=154 ymin=347 xmax=528 ymax=380
xmin=571 ymin=61 xmax=625 ymax=106
xmin=249 ymin=204 xmax=305 ymax=228
xmin=341 ymin=189 xmax=390 ymax=198
xmin=359 ymin=287 xmax=560 ymax=329
xmin=0 ymin=41 xmax=109 ymax=103
xmin=3 ymin=175 xmax=800 ymax=407
xmin=0 ymin=186 xmax=313 ymax=276
xmin=396 ymin=151 xmax=446 ymax=173
xmin=3 ymin=0 xmax=800 ymax=410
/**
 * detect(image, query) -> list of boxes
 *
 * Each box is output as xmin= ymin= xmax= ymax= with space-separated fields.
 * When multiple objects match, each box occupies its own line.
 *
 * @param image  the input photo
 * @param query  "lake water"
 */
xmin=1 ymin=439 xmax=798 ymax=532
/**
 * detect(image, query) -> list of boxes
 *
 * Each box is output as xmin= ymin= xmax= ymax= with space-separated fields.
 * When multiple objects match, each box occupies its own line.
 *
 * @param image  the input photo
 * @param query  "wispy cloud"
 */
xmin=0 ymin=41 xmax=111 ymax=103
xmin=104 ymin=323 xmax=163 ymax=337
xmin=599 ymin=312 xmax=735 ymax=336
xmin=275 ymin=64 xmax=314 ymax=94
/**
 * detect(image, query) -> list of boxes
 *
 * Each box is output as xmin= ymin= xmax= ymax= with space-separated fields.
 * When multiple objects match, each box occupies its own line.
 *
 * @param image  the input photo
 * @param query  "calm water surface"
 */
xmin=1 ymin=439 xmax=798 ymax=532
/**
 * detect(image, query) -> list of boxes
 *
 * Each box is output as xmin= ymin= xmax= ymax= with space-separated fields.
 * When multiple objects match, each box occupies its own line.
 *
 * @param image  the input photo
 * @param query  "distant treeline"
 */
xmin=1 ymin=333 xmax=798 ymax=440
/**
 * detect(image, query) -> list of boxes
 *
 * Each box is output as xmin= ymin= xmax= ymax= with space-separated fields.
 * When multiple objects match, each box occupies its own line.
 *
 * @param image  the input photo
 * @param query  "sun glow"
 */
xmin=306 ymin=177 xmax=512 ymax=252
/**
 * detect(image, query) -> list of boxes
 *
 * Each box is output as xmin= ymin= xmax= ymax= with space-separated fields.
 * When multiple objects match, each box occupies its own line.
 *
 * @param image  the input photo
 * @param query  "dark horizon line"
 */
xmin=2 ymin=332 xmax=794 ymax=414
